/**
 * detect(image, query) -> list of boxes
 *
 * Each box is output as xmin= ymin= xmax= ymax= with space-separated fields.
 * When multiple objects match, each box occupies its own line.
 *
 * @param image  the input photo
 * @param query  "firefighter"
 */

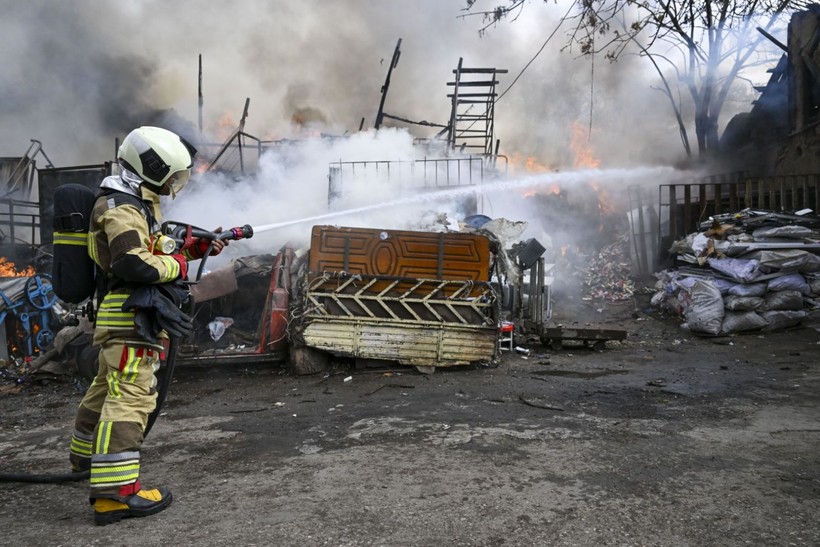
xmin=68 ymin=126 xmax=226 ymax=525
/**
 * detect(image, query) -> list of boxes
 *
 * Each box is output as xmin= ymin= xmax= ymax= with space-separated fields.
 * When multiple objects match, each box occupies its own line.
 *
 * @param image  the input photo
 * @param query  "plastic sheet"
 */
xmin=707 ymin=257 xmax=761 ymax=282
xmin=752 ymin=225 xmax=815 ymax=240
xmin=744 ymin=250 xmax=820 ymax=274
xmin=711 ymin=278 xmax=738 ymax=294
xmin=727 ymin=282 xmax=768 ymax=297
xmin=208 ymin=317 xmax=235 ymax=341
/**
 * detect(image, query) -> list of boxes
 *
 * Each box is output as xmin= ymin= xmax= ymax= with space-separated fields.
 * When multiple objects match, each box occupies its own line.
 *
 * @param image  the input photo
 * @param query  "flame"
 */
xmin=590 ymin=180 xmax=617 ymax=216
xmin=508 ymin=152 xmax=551 ymax=174
xmin=559 ymin=244 xmax=582 ymax=258
xmin=570 ymin=122 xmax=600 ymax=169
xmin=0 ymin=257 xmax=35 ymax=277
xmin=568 ymin=122 xmax=618 ymax=222
xmin=6 ymin=314 xmax=42 ymax=358
xmin=507 ymin=153 xmax=560 ymax=196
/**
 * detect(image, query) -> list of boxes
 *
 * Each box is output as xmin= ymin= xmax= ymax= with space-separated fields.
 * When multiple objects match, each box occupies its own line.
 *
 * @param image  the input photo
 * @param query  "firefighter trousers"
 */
xmin=69 ymin=338 xmax=162 ymax=501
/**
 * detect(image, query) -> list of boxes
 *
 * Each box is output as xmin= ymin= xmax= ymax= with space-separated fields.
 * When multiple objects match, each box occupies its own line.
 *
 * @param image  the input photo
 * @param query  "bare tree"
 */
xmin=463 ymin=0 xmax=807 ymax=158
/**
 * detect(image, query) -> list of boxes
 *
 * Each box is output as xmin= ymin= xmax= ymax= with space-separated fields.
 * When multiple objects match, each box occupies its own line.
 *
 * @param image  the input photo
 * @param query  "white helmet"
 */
xmin=118 ymin=126 xmax=197 ymax=197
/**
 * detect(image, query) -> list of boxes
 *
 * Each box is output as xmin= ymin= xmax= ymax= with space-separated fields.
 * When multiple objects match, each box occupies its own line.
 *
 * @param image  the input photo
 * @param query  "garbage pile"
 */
xmin=652 ymin=208 xmax=820 ymax=335
xmin=583 ymin=232 xmax=635 ymax=302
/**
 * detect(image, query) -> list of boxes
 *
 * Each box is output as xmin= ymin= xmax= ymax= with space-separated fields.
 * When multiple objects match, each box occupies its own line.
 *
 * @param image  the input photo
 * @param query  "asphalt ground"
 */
xmin=1 ymin=299 xmax=819 ymax=546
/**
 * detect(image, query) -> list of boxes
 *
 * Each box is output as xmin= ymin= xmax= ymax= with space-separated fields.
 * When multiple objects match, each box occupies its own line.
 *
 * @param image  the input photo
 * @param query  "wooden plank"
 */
xmin=768 ymin=178 xmax=775 ymax=209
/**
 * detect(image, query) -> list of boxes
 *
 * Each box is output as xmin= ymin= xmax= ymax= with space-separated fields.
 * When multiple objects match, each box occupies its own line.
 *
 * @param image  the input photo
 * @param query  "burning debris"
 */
xmin=0 ymin=257 xmax=35 ymax=277
xmin=652 ymin=208 xmax=820 ymax=335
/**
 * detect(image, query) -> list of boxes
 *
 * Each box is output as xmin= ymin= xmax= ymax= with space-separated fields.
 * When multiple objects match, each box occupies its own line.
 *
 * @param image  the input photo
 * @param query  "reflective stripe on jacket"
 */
xmin=89 ymin=187 xmax=180 ymax=346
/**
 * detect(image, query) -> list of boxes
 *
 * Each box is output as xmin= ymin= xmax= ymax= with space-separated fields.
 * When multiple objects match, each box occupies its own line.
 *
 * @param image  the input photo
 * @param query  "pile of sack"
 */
xmin=652 ymin=209 xmax=820 ymax=335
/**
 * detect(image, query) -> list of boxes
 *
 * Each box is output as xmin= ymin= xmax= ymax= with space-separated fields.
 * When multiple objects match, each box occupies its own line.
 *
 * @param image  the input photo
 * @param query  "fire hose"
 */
xmin=0 ymin=223 xmax=254 ymax=483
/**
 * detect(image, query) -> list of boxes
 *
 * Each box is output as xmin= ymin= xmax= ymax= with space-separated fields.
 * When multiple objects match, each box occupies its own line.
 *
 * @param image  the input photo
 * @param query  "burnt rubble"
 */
xmin=652 ymin=208 xmax=820 ymax=335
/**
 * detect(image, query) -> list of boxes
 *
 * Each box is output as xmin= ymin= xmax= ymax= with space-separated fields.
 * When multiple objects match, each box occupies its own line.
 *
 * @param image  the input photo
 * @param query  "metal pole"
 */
xmin=448 ymin=58 xmax=463 ymax=150
xmin=375 ymin=38 xmax=402 ymax=130
xmin=198 ymin=54 xmax=204 ymax=140
xmin=238 ymin=98 xmax=250 ymax=175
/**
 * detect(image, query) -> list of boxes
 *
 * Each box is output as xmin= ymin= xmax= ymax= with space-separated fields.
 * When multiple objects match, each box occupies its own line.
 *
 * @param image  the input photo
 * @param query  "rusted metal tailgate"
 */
xmin=308 ymin=225 xmax=490 ymax=283
xmin=298 ymin=226 xmax=498 ymax=368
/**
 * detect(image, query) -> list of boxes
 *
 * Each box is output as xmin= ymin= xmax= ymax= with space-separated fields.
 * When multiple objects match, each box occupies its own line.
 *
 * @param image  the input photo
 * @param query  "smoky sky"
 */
xmin=0 ymin=0 xmax=723 ymax=169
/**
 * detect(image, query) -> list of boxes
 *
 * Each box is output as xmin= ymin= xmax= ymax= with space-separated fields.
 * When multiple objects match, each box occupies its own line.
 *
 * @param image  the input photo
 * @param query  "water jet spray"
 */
xmin=252 ymin=166 xmax=675 ymax=235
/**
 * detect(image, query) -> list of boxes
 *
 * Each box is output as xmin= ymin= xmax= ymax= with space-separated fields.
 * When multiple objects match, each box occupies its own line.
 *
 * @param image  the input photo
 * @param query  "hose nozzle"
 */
xmin=220 ymin=224 xmax=253 ymax=241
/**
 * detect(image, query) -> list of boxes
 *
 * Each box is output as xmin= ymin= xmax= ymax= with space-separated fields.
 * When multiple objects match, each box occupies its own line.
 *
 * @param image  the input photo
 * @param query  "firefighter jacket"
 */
xmin=88 ymin=175 xmax=183 ymax=347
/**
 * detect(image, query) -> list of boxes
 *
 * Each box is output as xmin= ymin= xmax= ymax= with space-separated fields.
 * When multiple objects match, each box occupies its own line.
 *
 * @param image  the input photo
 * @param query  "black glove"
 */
xmin=124 ymin=285 xmax=194 ymax=341
xmin=154 ymin=293 xmax=194 ymax=339
xmin=132 ymin=309 xmax=161 ymax=343
xmin=157 ymin=280 xmax=191 ymax=309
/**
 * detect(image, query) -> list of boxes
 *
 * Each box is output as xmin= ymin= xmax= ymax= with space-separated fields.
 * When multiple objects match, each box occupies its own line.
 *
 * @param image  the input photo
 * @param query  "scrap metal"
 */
xmin=292 ymin=225 xmax=499 ymax=369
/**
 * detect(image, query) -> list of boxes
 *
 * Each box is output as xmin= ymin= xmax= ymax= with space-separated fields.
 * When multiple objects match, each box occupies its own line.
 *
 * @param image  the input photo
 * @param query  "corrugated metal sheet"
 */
xmin=302 ymin=319 xmax=497 ymax=367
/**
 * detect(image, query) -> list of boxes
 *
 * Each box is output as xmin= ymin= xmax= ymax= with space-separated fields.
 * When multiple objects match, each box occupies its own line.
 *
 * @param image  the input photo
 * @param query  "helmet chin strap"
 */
xmin=155 ymin=180 xmax=175 ymax=199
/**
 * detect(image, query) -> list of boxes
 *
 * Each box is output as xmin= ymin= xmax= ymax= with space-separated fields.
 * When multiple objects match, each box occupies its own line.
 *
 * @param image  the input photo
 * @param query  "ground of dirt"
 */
xmin=1 ymin=292 xmax=819 ymax=547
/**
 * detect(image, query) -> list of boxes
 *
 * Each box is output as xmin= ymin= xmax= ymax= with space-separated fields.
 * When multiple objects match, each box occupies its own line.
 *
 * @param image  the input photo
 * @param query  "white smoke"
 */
xmin=164 ymin=120 xmax=678 ymax=272
xmin=164 ymin=128 xmax=425 ymax=257
xmin=1 ymin=0 xmax=700 ymax=168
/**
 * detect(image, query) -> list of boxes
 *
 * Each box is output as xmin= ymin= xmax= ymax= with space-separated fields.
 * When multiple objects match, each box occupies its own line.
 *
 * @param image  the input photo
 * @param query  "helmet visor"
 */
xmin=167 ymin=169 xmax=191 ymax=198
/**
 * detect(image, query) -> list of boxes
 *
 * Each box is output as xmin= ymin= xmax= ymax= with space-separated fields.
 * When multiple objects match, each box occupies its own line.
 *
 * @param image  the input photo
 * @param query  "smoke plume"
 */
xmin=2 ymin=0 xmax=744 ymax=276
xmin=2 ymin=0 xmax=697 ymax=166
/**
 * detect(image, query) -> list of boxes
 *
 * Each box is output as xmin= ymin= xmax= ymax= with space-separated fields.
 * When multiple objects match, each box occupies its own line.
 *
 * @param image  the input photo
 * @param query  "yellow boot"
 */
xmin=93 ymin=487 xmax=172 ymax=526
